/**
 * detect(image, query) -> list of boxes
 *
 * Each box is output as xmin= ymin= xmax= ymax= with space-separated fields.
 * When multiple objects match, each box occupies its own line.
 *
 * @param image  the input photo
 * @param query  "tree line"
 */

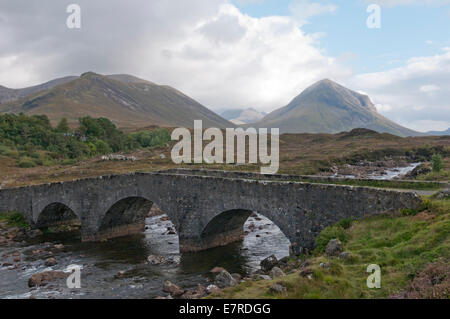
xmin=0 ymin=113 xmax=170 ymax=168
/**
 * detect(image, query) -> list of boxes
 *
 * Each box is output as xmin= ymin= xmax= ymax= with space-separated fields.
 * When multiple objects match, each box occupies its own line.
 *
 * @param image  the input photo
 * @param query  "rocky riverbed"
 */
xmin=320 ymin=160 xmax=426 ymax=180
xmin=0 ymin=213 xmax=290 ymax=299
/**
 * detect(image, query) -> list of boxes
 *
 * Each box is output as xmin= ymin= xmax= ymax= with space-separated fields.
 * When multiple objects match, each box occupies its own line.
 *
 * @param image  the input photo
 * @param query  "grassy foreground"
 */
xmin=210 ymin=197 xmax=450 ymax=299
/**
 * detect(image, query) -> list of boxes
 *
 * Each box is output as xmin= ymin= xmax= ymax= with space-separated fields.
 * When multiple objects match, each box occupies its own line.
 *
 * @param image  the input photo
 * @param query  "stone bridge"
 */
xmin=0 ymin=169 xmax=422 ymax=255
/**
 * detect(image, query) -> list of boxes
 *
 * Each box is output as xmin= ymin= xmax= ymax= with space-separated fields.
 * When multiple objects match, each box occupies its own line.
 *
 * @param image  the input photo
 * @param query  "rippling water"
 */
xmin=0 ymin=213 xmax=290 ymax=299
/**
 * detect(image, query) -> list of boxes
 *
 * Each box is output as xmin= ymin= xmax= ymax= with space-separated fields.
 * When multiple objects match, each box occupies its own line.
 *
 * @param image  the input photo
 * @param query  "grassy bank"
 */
xmin=210 ymin=197 xmax=450 ymax=299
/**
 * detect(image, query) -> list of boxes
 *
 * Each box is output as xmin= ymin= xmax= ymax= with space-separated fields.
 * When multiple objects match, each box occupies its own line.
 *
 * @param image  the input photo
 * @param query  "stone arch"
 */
xmin=193 ymin=209 xmax=292 ymax=253
xmin=36 ymin=202 xmax=80 ymax=229
xmin=91 ymin=196 xmax=152 ymax=241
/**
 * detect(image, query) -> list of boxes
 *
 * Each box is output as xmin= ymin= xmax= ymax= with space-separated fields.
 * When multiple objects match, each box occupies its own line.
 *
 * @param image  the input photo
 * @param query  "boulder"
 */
xmin=162 ymin=280 xmax=184 ymax=297
xmin=181 ymin=285 xmax=206 ymax=299
xmin=215 ymin=270 xmax=237 ymax=288
xmin=319 ymin=262 xmax=330 ymax=269
xmin=231 ymin=273 xmax=242 ymax=282
xmin=260 ymin=254 xmax=278 ymax=272
xmin=270 ymin=267 xmax=285 ymax=278
xmin=147 ymin=255 xmax=168 ymax=265
xmin=339 ymin=251 xmax=352 ymax=260
xmin=54 ymin=244 xmax=65 ymax=250
xmin=255 ymin=274 xmax=272 ymax=281
xmin=45 ymin=258 xmax=57 ymax=267
xmin=325 ymin=239 xmax=343 ymax=256
xmin=270 ymin=283 xmax=287 ymax=294
xmin=210 ymin=267 xmax=226 ymax=274
xmin=28 ymin=271 xmax=68 ymax=287
xmin=436 ymin=189 xmax=450 ymax=200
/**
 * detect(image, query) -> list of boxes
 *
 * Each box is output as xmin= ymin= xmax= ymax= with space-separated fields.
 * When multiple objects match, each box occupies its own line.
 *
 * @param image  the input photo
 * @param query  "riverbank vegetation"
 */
xmin=0 ymin=211 xmax=30 ymax=229
xmin=210 ymin=196 xmax=450 ymax=299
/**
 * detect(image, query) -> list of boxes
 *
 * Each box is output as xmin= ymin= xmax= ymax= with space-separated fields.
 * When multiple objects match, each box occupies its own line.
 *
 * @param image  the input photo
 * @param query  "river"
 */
xmin=0 ymin=213 xmax=290 ymax=299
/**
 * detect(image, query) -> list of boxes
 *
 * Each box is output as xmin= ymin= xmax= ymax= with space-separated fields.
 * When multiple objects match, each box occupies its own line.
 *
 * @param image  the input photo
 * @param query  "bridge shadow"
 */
xmin=36 ymin=202 xmax=81 ymax=233
xmin=98 ymin=197 xmax=153 ymax=239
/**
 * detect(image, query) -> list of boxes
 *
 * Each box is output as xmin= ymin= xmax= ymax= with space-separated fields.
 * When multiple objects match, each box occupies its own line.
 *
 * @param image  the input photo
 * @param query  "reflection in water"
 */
xmin=1 ymin=213 xmax=290 ymax=299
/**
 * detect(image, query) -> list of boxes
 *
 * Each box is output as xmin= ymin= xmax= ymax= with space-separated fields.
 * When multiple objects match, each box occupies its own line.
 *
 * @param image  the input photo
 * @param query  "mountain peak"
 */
xmin=255 ymin=79 xmax=419 ymax=137
xmin=0 ymin=72 xmax=233 ymax=129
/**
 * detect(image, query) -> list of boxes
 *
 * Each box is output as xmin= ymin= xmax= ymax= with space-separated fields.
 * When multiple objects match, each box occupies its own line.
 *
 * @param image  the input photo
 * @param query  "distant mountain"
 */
xmin=221 ymin=108 xmax=267 ymax=125
xmin=0 ymin=72 xmax=233 ymax=129
xmin=253 ymin=79 xmax=420 ymax=137
xmin=0 ymin=76 xmax=77 ymax=104
xmin=426 ymin=128 xmax=450 ymax=136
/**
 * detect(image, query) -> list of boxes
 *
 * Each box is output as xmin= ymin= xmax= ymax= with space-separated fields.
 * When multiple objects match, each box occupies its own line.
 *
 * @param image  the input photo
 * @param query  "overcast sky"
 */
xmin=0 ymin=0 xmax=449 ymax=132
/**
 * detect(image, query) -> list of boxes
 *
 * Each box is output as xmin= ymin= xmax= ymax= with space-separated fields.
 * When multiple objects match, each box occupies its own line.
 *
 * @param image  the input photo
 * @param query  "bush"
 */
xmin=61 ymin=158 xmax=77 ymax=166
xmin=0 ymin=145 xmax=12 ymax=155
xmin=315 ymin=225 xmax=349 ymax=253
xmin=431 ymin=154 xmax=443 ymax=172
xmin=0 ymin=212 xmax=30 ymax=229
xmin=18 ymin=156 xmax=37 ymax=168
xmin=336 ymin=218 xmax=355 ymax=230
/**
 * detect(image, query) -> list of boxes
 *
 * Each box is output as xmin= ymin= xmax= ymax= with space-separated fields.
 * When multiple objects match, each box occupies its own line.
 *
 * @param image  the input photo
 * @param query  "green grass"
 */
xmin=0 ymin=211 xmax=30 ymax=229
xmin=210 ymin=198 xmax=450 ymax=299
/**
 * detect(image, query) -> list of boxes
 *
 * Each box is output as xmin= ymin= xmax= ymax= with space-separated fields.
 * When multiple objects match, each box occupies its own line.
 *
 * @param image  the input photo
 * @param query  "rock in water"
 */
xmin=325 ymin=239 xmax=343 ymax=256
xmin=44 ymin=257 xmax=57 ymax=266
xmin=260 ymin=255 xmax=278 ymax=272
xmin=28 ymin=271 xmax=68 ymax=287
xmin=147 ymin=255 xmax=168 ymax=265
xmin=210 ymin=267 xmax=226 ymax=274
xmin=162 ymin=280 xmax=184 ymax=297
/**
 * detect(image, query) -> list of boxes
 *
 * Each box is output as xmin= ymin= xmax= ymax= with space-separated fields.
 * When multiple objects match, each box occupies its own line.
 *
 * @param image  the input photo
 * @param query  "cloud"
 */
xmin=289 ymin=0 xmax=337 ymax=24
xmin=419 ymin=84 xmax=440 ymax=93
xmin=0 ymin=0 xmax=348 ymax=112
xmin=346 ymin=49 xmax=450 ymax=132
xmin=0 ymin=0 xmax=448 ymax=132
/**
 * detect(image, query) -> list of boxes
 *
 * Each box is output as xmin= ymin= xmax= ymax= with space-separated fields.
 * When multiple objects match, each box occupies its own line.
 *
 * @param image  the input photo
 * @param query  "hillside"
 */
xmin=0 ymin=72 xmax=233 ymax=129
xmin=427 ymin=128 xmax=450 ymax=136
xmin=0 ymin=76 xmax=77 ymax=104
xmin=253 ymin=79 xmax=420 ymax=137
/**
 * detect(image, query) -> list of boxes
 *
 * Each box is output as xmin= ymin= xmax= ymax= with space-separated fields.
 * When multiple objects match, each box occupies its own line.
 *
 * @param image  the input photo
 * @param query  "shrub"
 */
xmin=61 ymin=158 xmax=77 ymax=166
xmin=0 ymin=212 xmax=30 ymax=228
xmin=336 ymin=218 xmax=355 ymax=230
xmin=315 ymin=225 xmax=349 ymax=253
xmin=0 ymin=145 xmax=12 ymax=155
xmin=431 ymin=154 xmax=443 ymax=173
xmin=18 ymin=156 xmax=37 ymax=168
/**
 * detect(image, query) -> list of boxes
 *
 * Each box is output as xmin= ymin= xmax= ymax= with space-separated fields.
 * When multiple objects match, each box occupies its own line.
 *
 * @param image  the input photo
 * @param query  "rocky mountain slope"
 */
xmin=0 ymin=72 xmax=233 ymax=129
xmin=253 ymin=79 xmax=420 ymax=137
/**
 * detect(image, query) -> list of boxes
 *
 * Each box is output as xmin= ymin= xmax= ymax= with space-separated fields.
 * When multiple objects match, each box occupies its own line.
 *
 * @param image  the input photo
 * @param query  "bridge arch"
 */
xmin=90 ymin=196 xmax=179 ymax=242
xmin=192 ymin=208 xmax=293 ymax=254
xmin=35 ymin=202 xmax=80 ymax=229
